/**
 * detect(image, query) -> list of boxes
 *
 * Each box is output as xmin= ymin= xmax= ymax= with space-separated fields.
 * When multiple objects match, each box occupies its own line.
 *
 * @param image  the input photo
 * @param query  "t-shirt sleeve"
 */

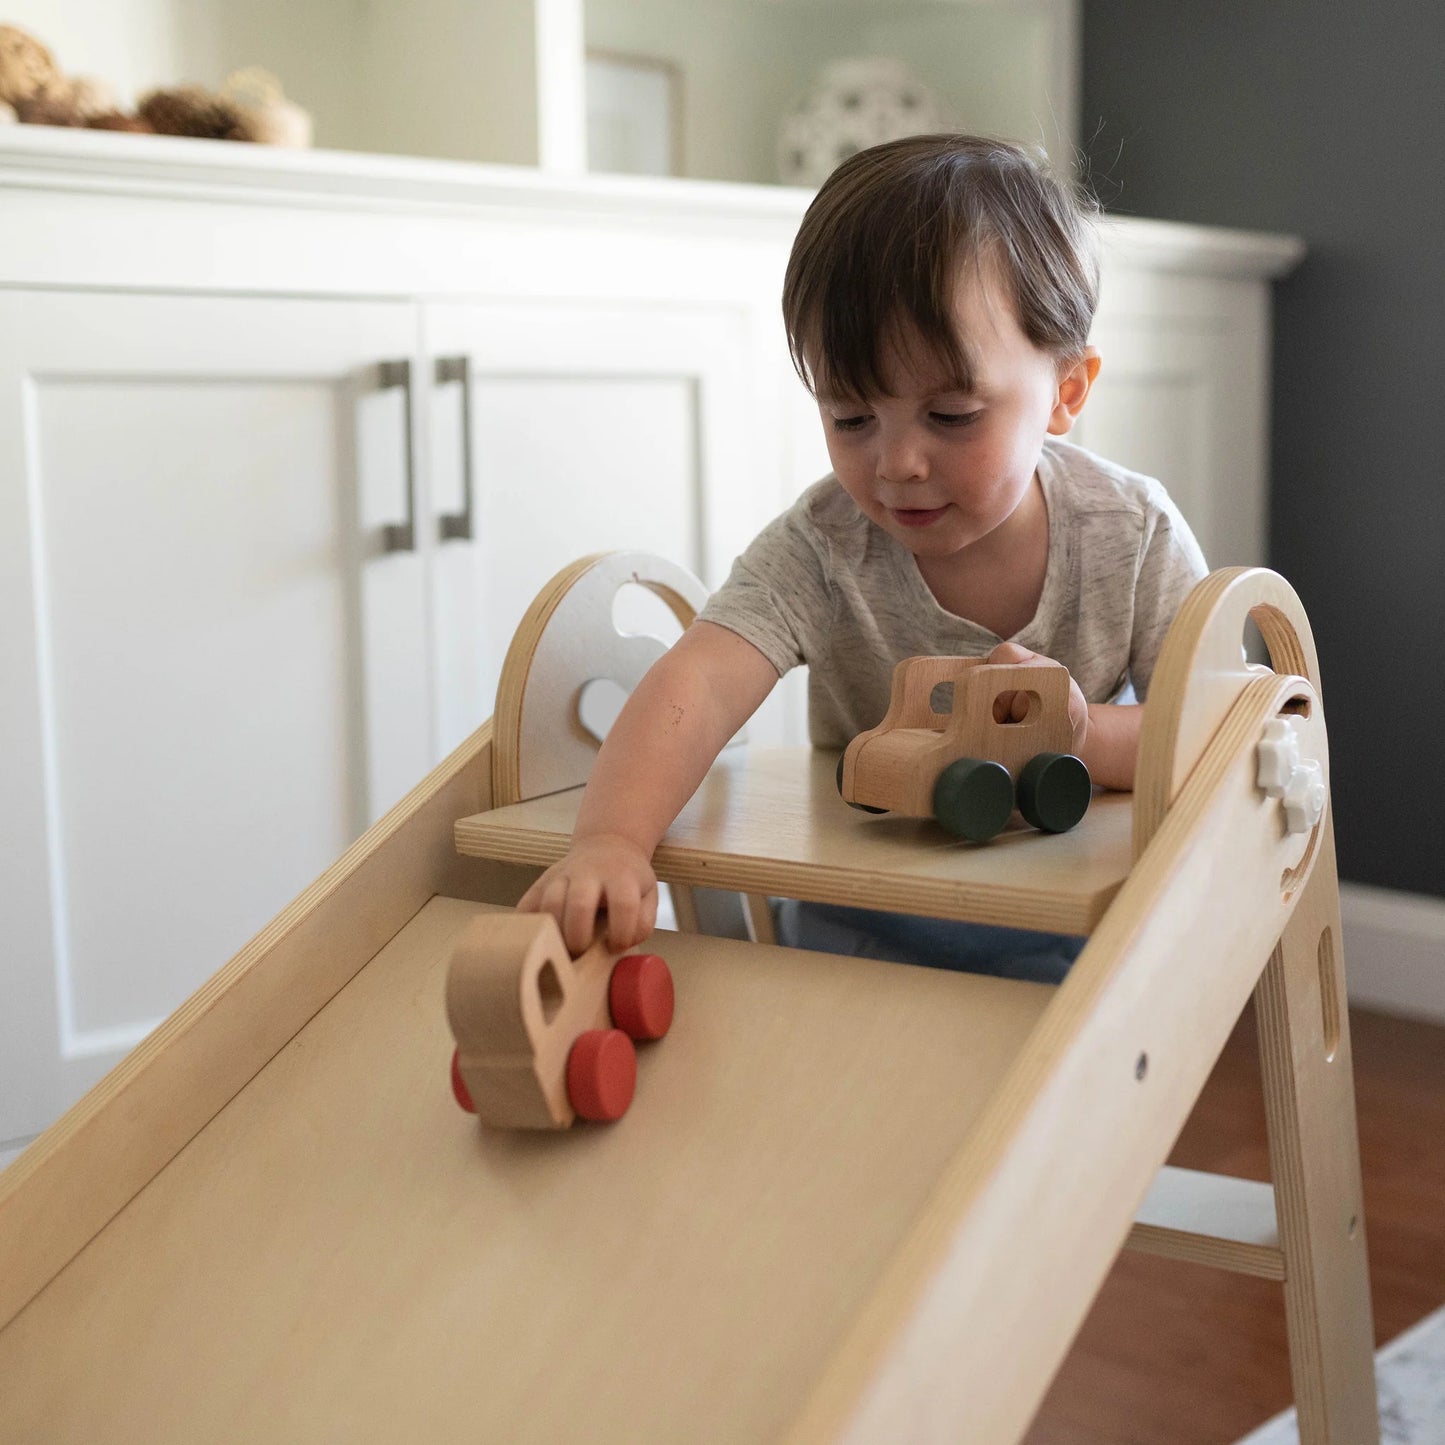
xmin=696 ymin=501 xmax=835 ymax=678
xmin=1129 ymin=490 xmax=1210 ymax=700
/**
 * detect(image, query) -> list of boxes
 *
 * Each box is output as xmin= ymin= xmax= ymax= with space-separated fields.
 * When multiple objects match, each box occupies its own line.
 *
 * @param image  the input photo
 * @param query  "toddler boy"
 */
xmin=519 ymin=134 xmax=1207 ymax=981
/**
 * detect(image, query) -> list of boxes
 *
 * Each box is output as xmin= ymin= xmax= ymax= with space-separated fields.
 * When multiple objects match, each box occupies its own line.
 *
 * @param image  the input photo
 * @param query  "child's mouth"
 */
xmin=890 ymin=506 xmax=948 ymax=528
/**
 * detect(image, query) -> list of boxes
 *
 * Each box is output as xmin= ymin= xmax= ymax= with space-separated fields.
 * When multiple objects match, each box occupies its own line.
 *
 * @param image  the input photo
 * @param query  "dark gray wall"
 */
xmin=1082 ymin=1 xmax=1445 ymax=898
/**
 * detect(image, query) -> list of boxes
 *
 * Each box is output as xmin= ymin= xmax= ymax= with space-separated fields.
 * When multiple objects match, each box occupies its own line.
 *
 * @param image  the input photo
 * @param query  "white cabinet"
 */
xmin=0 ymin=290 xmax=431 ymax=1142
xmin=0 ymin=289 xmax=783 ymax=1151
xmin=0 ymin=289 xmax=769 ymax=1147
xmin=1076 ymin=221 xmax=1302 ymax=571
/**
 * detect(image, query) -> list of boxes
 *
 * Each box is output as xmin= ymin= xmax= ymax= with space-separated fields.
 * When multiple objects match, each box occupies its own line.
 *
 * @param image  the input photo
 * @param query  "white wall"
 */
xmin=5 ymin=0 xmax=187 ymax=108
xmin=855 ymin=4 xmax=1064 ymax=156
xmin=346 ymin=0 xmax=539 ymax=165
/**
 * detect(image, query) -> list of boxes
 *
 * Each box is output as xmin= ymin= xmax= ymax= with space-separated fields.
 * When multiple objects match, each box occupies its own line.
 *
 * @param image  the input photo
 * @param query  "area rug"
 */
xmin=1236 ymin=1304 xmax=1445 ymax=1444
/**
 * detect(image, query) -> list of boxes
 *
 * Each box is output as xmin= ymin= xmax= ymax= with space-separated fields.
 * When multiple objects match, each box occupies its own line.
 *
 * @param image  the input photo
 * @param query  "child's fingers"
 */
xmin=639 ymin=884 xmax=659 ymax=941
xmin=535 ymin=870 xmax=570 ymax=919
xmin=603 ymin=880 xmax=642 ymax=951
xmin=562 ymin=876 xmax=604 ymax=956
xmin=526 ymin=871 xmax=574 ymax=946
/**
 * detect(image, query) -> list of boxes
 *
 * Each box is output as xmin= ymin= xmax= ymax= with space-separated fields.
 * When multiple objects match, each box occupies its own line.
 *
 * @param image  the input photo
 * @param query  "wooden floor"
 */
xmin=1024 ymin=1005 xmax=1445 ymax=1445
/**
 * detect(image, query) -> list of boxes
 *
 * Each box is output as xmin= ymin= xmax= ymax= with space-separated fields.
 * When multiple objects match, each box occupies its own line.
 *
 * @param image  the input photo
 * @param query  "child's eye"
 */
xmin=931 ymin=411 xmax=982 ymax=427
xmin=830 ymin=415 xmax=871 ymax=433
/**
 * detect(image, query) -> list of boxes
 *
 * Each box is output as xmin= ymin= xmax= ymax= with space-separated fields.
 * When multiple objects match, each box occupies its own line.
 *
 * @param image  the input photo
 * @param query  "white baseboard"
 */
xmin=1340 ymin=882 xmax=1445 ymax=1024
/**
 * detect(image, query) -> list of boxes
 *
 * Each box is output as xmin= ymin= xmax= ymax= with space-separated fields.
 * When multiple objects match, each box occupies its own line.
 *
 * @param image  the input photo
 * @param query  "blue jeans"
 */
xmin=772 ymin=899 xmax=1085 ymax=985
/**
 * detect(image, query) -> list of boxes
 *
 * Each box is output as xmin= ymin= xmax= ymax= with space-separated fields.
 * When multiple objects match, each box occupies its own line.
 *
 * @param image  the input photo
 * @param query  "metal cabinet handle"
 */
xmin=434 ymin=355 xmax=475 ymax=541
xmin=377 ymin=359 xmax=417 ymax=553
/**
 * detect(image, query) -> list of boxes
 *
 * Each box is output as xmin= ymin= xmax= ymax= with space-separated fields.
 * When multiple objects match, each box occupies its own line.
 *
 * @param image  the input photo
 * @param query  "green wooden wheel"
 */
xmin=836 ymin=753 xmax=887 ymax=814
xmin=931 ymin=757 xmax=1013 ymax=842
xmin=1016 ymin=752 xmax=1091 ymax=833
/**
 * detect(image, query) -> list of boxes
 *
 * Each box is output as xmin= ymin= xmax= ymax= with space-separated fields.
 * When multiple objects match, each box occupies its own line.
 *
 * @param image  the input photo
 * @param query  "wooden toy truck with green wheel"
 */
xmin=836 ymin=655 xmax=1092 ymax=842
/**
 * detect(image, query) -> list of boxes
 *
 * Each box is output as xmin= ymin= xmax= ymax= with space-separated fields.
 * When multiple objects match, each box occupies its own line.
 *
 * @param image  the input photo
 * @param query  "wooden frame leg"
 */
xmin=670 ymin=881 xmax=701 ymax=934
xmin=1255 ymin=818 xmax=1379 ymax=1443
xmin=667 ymin=884 xmax=777 ymax=944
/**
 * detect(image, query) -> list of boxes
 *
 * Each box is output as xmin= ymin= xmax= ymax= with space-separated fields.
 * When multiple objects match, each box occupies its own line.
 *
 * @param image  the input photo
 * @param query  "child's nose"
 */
xmin=877 ymin=434 xmax=928 ymax=484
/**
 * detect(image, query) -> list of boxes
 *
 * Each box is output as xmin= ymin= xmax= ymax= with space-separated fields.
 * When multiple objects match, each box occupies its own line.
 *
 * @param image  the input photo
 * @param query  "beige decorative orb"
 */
xmin=778 ymin=56 xmax=953 ymax=187
xmin=221 ymin=68 xmax=313 ymax=148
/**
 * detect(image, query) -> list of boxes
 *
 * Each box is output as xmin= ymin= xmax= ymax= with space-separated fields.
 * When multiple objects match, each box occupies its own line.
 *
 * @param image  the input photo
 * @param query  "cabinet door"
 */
xmin=1078 ymin=270 xmax=1269 ymax=569
xmin=424 ymin=299 xmax=764 ymax=757
xmin=0 ymin=292 xmax=430 ymax=1152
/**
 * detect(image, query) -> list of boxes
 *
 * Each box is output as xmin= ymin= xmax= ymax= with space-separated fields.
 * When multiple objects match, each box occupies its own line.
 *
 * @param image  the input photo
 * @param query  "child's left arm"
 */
xmin=1068 ymin=699 xmax=1143 ymax=792
xmin=987 ymin=641 xmax=1142 ymax=791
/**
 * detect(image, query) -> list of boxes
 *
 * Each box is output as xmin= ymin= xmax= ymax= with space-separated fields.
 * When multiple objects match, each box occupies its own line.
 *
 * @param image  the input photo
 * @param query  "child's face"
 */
xmin=816 ymin=270 xmax=1097 ymax=565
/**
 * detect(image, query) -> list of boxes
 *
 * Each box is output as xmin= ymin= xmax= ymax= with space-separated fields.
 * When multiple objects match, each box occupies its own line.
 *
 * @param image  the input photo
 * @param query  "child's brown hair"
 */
xmin=782 ymin=134 xmax=1100 ymax=400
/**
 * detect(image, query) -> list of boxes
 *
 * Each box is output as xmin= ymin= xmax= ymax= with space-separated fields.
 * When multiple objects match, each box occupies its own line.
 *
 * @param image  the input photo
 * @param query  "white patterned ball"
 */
xmin=778 ymin=57 xmax=953 ymax=187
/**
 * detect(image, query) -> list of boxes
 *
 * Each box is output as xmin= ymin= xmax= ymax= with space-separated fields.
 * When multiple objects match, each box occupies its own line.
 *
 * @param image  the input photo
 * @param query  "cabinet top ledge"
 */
xmin=0 ymin=126 xmax=1302 ymax=276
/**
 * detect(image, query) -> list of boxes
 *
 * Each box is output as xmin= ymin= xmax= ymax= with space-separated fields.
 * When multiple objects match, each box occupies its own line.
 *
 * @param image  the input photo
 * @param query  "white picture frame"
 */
xmin=585 ymin=50 xmax=682 ymax=178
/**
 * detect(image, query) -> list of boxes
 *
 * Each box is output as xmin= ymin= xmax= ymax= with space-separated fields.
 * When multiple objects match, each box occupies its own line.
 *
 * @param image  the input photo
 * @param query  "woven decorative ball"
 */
xmin=16 ymin=73 xmax=115 ymax=127
xmin=138 ymin=85 xmax=256 ymax=142
xmin=15 ymin=91 xmax=87 ymax=127
xmin=0 ymin=24 xmax=59 ymax=108
xmin=777 ymin=56 xmax=952 ymax=187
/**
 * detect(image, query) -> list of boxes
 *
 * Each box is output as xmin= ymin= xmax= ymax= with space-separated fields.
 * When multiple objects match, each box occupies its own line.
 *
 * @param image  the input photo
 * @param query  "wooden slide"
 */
xmin=0 ymin=554 xmax=1378 ymax=1443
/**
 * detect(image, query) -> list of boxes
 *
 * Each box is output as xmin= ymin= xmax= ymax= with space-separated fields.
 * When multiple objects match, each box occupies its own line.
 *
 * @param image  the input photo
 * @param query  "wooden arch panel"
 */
xmin=1134 ymin=566 xmax=1323 ymax=858
xmin=491 ymin=552 xmax=710 ymax=808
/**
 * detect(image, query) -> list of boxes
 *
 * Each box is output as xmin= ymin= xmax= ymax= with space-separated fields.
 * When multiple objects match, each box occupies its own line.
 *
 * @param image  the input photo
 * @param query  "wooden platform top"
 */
xmin=456 ymin=747 xmax=1135 ymax=936
xmin=0 ymin=897 xmax=1051 ymax=1445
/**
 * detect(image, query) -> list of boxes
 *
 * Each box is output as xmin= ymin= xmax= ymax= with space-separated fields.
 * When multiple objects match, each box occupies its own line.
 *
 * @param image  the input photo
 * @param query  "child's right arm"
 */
xmin=516 ymin=619 xmax=780 ymax=955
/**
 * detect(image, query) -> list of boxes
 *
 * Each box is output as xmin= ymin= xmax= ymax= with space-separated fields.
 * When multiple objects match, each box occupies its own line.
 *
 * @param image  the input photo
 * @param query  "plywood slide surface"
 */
xmin=0 ymin=897 xmax=1049 ymax=1445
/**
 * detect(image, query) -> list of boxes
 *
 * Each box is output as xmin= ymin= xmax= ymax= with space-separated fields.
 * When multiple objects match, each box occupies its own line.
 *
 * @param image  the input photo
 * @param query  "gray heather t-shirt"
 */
xmin=698 ymin=438 xmax=1209 ymax=750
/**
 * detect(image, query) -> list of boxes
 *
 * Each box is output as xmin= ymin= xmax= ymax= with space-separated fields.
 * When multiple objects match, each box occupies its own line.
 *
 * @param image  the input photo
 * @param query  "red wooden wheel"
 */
xmin=608 ymin=953 xmax=675 ymax=1041
xmin=566 ymin=1029 xmax=637 ymax=1122
xmin=450 ymin=1047 xmax=477 ymax=1113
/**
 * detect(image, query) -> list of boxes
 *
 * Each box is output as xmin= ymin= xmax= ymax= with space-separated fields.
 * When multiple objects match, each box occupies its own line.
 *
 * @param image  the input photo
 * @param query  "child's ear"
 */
xmin=1047 ymin=348 xmax=1101 ymax=435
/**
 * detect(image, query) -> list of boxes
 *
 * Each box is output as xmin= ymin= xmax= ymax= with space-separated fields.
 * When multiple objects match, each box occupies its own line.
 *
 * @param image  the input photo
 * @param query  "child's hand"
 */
xmin=516 ymin=833 xmax=659 ymax=957
xmin=986 ymin=641 xmax=1090 ymax=756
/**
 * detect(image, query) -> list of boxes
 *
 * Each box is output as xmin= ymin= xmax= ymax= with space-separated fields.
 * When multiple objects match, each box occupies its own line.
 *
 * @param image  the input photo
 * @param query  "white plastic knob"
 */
xmin=1257 ymin=717 xmax=1302 ymax=798
xmin=1281 ymin=760 xmax=1327 ymax=834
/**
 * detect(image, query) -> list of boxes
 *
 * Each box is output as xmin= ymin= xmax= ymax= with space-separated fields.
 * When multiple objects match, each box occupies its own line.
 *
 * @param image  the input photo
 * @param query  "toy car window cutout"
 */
xmin=990 ymin=688 xmax=1043 ymax=726
xmin=537 ymin=959 xmax=564 ymax=1023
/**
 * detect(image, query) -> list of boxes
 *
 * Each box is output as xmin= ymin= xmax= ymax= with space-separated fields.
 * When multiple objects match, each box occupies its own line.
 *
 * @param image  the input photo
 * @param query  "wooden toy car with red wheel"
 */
xmin=446 ymin=911 xmax=674 ymax=1128
xmin=836 ymin=654 xmax=1092 ymax=843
